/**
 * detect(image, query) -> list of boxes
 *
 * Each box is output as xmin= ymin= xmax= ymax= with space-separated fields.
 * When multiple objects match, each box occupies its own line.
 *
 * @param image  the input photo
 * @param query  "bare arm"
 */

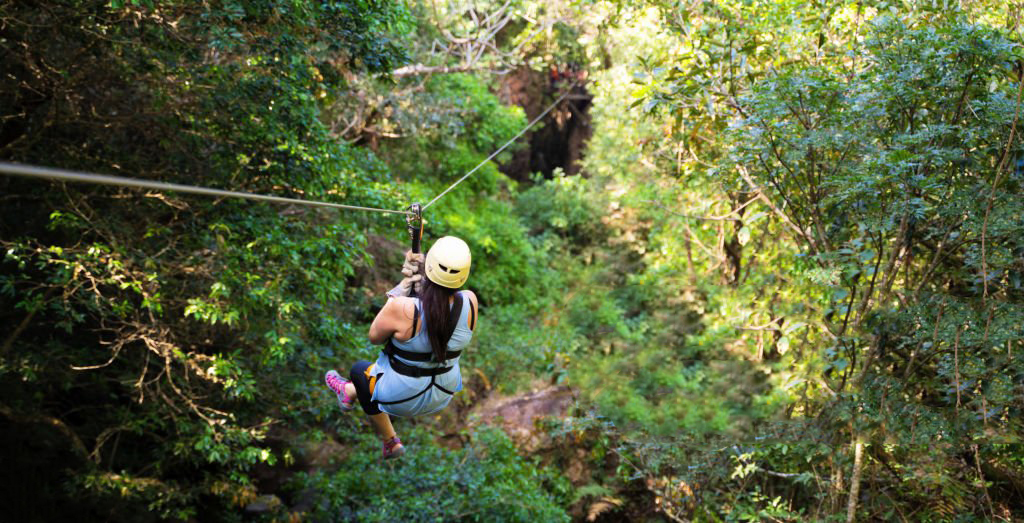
xmin=462 ymin=290 xmax=479 ymax=330
xmin=368 ymin=297 xmax=417 ymax=344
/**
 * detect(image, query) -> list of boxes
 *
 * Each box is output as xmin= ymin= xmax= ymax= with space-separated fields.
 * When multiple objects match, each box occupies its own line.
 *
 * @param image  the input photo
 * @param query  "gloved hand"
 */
xmin=386 ymin=251 xmax=424 ymax=298
xmin=400 ymin=251 xmax=424 ymax=279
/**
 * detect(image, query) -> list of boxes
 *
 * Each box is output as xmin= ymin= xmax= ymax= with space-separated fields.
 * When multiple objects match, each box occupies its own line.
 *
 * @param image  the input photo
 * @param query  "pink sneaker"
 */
xmin=383 ymin=436 xmax=405 ymax=460
xmin=324 ymin=370 xmax=356 ymax=411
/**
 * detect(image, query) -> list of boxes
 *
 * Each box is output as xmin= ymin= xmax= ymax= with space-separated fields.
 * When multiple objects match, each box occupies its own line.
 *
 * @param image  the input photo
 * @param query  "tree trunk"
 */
xmin=846 ymin=435 xmax=865 ymax=523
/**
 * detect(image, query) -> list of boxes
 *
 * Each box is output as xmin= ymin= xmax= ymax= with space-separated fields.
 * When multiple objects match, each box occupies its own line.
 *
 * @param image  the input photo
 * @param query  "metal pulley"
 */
xmin=406 ymin=203 xmax=423 ymax=297
xmin=407 ymin=203 xmax=423 ymax=254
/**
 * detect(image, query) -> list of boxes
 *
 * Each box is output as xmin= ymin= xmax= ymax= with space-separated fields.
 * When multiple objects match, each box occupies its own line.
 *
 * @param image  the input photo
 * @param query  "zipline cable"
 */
xmin=422 ymin=83 xmax=578 ymax=210
xmin=0 ymin=83 xmax=580 ymax=216
xmin=0 ymin=162 xmax=413 ymax=216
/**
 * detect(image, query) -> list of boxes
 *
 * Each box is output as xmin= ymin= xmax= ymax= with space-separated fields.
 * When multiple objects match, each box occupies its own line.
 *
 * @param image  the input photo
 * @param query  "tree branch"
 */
xmin=0 ymin=402 xmax=89 ymax=460
xmin=846 ymin=435 xmax=865 ymax=523
xmin=981 ymin=64 xmax=1023 ymax=303
xmin=1 ymin=287 xmax=57 ymax=356
xmin=736 ymin=164 xmax=822 ymax=256
xmin=390 ymin=63 xmax=505 ymax=78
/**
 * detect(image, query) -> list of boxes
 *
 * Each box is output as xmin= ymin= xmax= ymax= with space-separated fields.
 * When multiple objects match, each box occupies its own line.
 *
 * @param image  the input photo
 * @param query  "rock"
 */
xmin=470 ymin=385 xmax=575 ymax=451
xmin=244 ymin=494 xmax=281 ymax=514
xmin=302 ymin=437 xmax=346 ymax=470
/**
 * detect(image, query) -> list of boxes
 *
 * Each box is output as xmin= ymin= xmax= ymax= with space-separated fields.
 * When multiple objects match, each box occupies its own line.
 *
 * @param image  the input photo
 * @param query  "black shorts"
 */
xmin=349 ymin=360 xmax=382 ymax=415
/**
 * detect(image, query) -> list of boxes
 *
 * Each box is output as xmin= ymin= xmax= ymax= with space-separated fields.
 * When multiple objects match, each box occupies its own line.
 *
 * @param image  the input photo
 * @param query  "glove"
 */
xmin=385 ymin=274 xmax=421 ymax=298
xmin=401 ymin=251 xmax=424 ymax=278
xmin=386 ymin=251 xmax=424 ymax=298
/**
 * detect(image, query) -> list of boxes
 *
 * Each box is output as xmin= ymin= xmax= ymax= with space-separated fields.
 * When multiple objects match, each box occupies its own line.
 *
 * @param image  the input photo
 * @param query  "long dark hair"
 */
xmin=418 ymin=276 xmax=459 ymax=364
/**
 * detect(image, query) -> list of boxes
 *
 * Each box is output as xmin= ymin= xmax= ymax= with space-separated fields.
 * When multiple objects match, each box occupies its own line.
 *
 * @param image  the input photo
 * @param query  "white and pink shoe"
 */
xmin=324 ymin=370 xmax=356 ymax=411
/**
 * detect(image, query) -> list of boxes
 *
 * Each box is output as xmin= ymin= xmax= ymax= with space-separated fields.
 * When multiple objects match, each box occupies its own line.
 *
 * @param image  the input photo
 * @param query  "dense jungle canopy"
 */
xmin=1 ymin=1 xmax=1023 ymax=521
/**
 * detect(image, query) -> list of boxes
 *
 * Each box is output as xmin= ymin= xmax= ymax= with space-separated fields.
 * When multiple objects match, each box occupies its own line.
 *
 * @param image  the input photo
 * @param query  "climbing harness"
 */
xmin=0 ymin=82 xmax=578 ymax=219
xmin=375 ymin=292 xmax=470 ymax=407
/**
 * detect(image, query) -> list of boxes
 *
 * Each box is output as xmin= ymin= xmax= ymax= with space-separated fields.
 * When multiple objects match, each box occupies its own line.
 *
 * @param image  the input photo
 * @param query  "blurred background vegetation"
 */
xmin=1 ymin=0 xmax=1022 ymax=521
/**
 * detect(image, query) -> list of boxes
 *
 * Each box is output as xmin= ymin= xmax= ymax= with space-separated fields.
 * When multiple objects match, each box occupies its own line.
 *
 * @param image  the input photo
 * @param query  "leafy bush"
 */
xmin=516 ymin=169 xmax=609 ymax=248
xmin=297 ymin=427 xmax=571 ymax=523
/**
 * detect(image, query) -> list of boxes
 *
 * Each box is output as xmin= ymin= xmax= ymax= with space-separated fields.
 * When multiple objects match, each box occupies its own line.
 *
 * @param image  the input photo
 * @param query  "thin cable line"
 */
xmin=2 ymin=84 xmax=580 ymax=215
xmin=422 ymin=83 xmax=578 ymax=210
xmin=0 ymin=162 xmax=412 ymax=216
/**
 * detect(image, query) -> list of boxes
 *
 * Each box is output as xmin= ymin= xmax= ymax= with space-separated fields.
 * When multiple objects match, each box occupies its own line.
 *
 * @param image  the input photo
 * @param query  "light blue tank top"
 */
xmin=371 ymin=293 xmax=474 ymax=417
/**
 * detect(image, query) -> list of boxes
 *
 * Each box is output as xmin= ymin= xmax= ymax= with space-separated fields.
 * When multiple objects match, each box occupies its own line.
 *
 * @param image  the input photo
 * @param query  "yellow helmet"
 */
xmin=424 ymin=236 xmax=471 ymax=289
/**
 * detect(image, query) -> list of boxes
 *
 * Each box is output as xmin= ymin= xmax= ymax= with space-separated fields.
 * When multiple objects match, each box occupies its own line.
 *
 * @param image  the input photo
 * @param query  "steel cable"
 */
xmin=1 ymin=83 xmax=580 ymax=216
xmin=0 ymin=162 xmax=413 ymax=216
xmin=422 ymin=83 xmax=578 ymax=210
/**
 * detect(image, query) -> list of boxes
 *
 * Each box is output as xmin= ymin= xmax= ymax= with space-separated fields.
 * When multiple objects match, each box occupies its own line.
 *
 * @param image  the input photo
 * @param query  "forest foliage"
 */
xmin=1 ymin=0 xmax=1023 ymax=522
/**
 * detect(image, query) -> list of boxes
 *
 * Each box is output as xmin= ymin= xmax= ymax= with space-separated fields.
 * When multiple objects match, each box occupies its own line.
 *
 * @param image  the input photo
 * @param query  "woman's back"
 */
xmin=389 ymin=292 xmax=475 ymax=362
xmin=371 ymin=291 xmax=476 ymax=416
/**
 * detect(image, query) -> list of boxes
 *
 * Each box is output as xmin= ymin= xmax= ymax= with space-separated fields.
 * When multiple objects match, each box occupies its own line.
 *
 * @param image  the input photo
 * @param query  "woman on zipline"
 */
xmin=324 ymin=236 xmax=477 ymax=459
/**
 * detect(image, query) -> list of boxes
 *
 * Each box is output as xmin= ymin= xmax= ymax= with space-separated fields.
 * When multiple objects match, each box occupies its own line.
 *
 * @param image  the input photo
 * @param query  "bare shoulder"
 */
xmin=460 ymin=289 xmax=479 ymax=330
xmin=461 ymin=289 xmax=478 ymax=309
xmin=387 ymin=296 xmax=419 ymax=320
xmin=461 ymin=290 xmax=479 ymax=321
xmin=370 ymin=296 xmax=416 ymax=344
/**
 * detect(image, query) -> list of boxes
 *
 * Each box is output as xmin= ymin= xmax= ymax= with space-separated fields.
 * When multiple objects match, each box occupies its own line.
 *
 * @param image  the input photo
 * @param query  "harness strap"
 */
xmin=376 ymin=385 xmax=431 ymax=405
xmin=433 ymin=380 xmax=457 ymax=395
xmin=385 ymin=341 xmax=463 ymax=362
xmin=412 ymin=303 xmax=419 ymax=338
xmin=376 ymin=378 xmax=433 ymax=405
xmin=375 ymin=360 xmax=456 ymax=405
xmin=385 ymin=353 xmax=453 ymax=377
